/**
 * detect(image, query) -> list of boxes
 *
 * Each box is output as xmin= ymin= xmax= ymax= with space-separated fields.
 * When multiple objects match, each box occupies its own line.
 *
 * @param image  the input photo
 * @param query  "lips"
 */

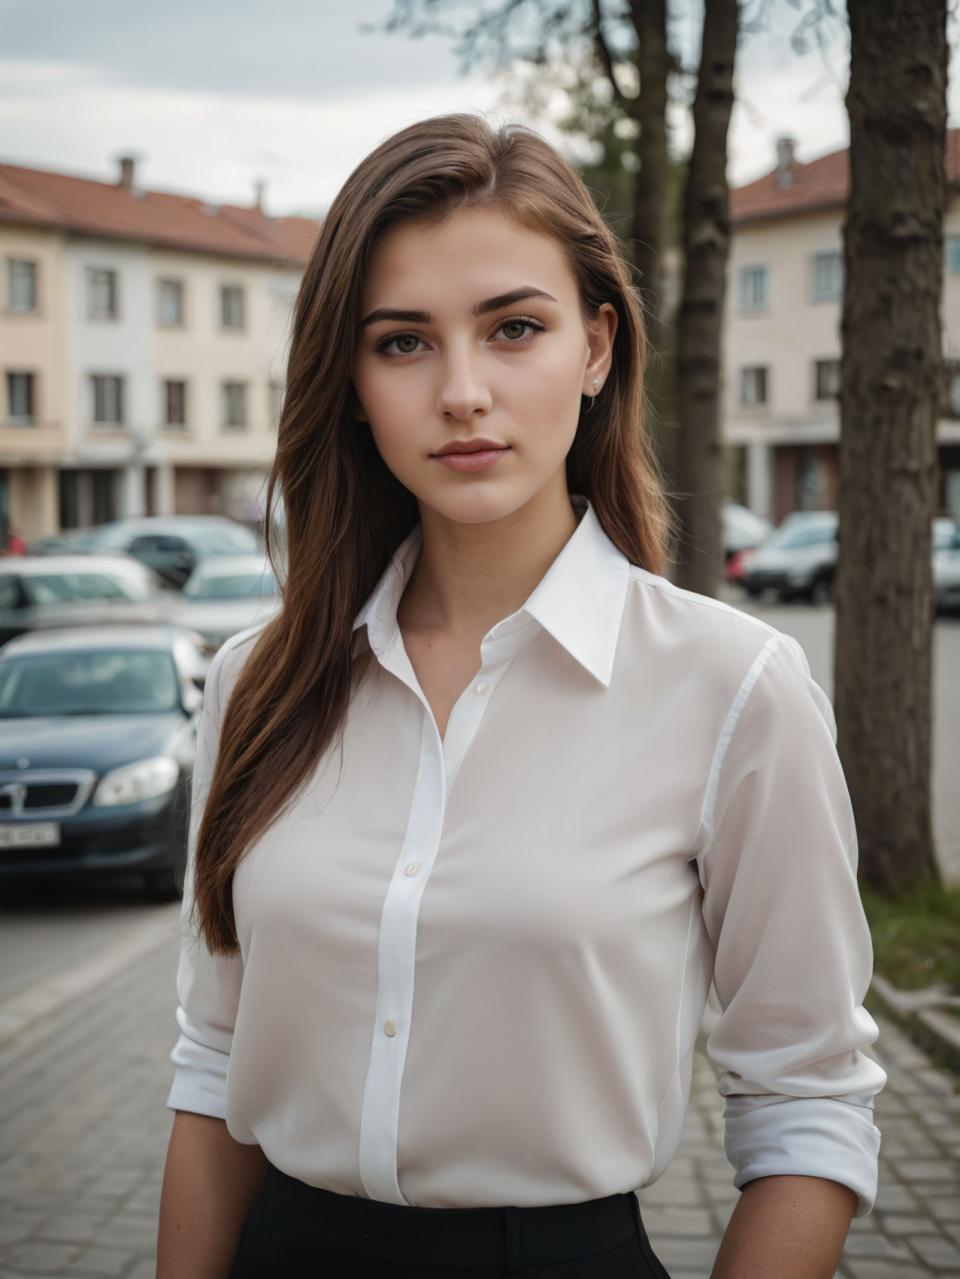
xmin=431 ymin=439 xmax=509 ymax=457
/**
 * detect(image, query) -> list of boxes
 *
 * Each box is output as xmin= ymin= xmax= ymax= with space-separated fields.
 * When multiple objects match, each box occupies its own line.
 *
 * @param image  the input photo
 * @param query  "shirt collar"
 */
xmin=352 ymin=494 xmax=631 ymax=687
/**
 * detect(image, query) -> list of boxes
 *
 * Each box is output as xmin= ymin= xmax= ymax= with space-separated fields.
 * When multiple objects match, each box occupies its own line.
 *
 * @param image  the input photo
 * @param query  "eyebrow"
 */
xmin=359 ymin=286 xmax=559 ymax=329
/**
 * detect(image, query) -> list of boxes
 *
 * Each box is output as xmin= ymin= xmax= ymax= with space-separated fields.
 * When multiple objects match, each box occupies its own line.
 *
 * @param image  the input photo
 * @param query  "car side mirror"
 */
xmin=182 ymin=681 xmax=203 ymax=713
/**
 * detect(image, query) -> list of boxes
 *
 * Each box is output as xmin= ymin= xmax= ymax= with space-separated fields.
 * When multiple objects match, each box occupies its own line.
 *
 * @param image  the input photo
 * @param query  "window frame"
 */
xmin=5 ymin=370 xmax=36 ymax=425
xmin=811 ymin=250 xmax=844 ymax=303
xmin=7 ymin=258 xmax=38 ymax=313
xmin=814 ymin=357 xmax=842 ymax=402
xmin=738 ymin=264 xmax=768 ymax=314
xmin=157 ymin=277 xmax=186 ymax=327
xmin=740 ymin=365 xmax=769 ymax=408
xmin=219 ymin=284 xmax=245 ymax=331
xmin=221 ymin=379 xmax=248 ymax=429
xmin=162 ymin=378 xmax=188 ymax=430
xmin=86 ymin=266 xmax=119 ymax=321
xmin=90 ymin=373 xmax=126 ymax=427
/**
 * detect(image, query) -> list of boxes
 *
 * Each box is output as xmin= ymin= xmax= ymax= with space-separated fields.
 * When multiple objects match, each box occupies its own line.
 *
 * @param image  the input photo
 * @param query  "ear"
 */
xmin=581 ymin=302 xmax=618 ymax=397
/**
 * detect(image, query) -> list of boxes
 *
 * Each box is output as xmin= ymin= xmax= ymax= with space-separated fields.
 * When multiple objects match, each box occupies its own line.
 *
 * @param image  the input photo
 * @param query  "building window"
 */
xmin=944 ymin=361 xmax=960 ymax=419
xmin=740 ymin=366 xmax=768 ymax=407
xmin=738 ymin=264 xmax=767 ymax=313
xmin=814 ymin=358 xmax=841 ymax=401
xmin=220 ymin=285 xmax=245 ymax=330
xmin=222 ymin=380 xmax=247 ymax=428
xmin=946 ymin=236 xmax=960 ymax=275
xmin=163 ymin=379 xmax=187 ymax=429
xmin=812 ymin=250 xmax=843 ymax=302
xmin=269 ymin=379 xmax=285 ymax=431
xmin=5 ymin=371 xmax=35 ymax=425
xmin=7 ymin=259 xmax=37 ymax=312
xmin=87 ymin=267 xmax=118 ymax=320
xmin=158 ymin=279 xmax=185 ymax=327
xmin=91 ymin=374 xmax=125 ymax=426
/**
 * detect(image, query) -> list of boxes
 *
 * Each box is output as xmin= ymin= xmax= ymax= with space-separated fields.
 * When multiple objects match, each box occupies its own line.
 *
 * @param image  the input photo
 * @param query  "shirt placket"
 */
xmin=356 ymin=616 xmax=538 ymax=1204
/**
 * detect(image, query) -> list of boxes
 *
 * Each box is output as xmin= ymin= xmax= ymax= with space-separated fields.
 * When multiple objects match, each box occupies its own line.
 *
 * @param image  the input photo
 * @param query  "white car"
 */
xmin=933 ymin=517 xmax=960 ymax=615
xmin=173 ymin=555 xmax=281 ymax=677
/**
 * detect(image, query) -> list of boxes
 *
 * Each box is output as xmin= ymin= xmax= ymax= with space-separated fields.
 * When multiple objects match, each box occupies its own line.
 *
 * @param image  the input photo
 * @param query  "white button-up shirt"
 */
xmin=166 ymin=493 xmax=886 ymax=1215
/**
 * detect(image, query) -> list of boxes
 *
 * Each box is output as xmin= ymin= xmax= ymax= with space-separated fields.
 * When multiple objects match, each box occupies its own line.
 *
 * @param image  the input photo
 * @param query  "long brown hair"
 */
xmin=194 ymin=111 xmax=675 ymax=955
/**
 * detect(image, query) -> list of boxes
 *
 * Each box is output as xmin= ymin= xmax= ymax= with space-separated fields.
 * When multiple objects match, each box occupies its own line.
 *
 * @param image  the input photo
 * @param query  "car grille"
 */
xmin=0 ymin=770 xmax=97 ymax=817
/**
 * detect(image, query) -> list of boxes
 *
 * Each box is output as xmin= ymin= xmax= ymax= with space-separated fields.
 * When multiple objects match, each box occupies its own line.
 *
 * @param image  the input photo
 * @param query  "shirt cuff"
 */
xmin=722 ymin=1092 xmax=882 ymax=1217
xmin=165 ymin=1023 xmax=230 ymax=1118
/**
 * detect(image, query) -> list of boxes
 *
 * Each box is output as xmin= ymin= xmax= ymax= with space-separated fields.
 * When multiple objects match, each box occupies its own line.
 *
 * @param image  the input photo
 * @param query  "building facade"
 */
xmin=0 ymin=155 xmax=318 ymax=542
xmin=725 ymin=133 xmax=960 ymax=523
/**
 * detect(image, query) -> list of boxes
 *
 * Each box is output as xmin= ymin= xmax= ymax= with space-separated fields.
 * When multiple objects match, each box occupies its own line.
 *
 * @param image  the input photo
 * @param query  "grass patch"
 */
xmin=860 ymin=877 xmax=960 ymax=994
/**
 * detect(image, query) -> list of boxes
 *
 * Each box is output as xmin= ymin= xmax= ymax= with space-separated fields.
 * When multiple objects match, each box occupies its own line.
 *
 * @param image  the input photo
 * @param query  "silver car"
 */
xmin=172 ymin=554 xmax=281 ymax=677
xmin=933 ymin=517 xmax=960 ymax=615
xmin=0 ymin=555 xmax=171 ymax=648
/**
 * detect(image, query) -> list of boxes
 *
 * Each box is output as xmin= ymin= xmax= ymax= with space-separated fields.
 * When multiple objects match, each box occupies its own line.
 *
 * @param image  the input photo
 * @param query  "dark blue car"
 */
xmin=0 ymin=625 xmax=205 ymax=899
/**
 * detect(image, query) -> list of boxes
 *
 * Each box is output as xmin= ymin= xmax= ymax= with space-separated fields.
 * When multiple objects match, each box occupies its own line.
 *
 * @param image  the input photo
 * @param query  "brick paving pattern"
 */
xmin=0 ymin=936 xmax=958 ymax=1278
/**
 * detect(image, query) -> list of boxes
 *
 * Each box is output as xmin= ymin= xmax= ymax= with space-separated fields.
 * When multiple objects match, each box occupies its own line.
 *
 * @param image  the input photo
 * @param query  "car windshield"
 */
xmin=189 ymin=526 xmax=259 ymax=554
xmin=184 ymin=569 xmax=277 ymax=601
xmin=0 ymin=650 xmax=181 ymax=717
xmin=764 ymin=518 xmax=837 ymax=550
xmin=21 ymin=571 xmax=153 ymax=605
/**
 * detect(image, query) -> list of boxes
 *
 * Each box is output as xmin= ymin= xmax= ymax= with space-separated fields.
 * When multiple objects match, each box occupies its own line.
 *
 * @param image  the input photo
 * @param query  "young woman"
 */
xmin=157 ymin=113 xmax=886 ymax=1279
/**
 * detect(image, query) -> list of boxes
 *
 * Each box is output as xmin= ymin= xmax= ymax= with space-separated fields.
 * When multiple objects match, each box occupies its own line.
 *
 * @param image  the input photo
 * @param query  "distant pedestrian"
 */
xmin=158 ymin=113 xmax=886 ymax=1279
xmin=2 ymin=527 xmax=25 ymax=556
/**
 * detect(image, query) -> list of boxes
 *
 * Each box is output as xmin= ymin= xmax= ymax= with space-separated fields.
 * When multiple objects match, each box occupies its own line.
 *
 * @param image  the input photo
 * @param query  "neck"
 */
xmin=397 ymin=482 xmax=580 ymax=641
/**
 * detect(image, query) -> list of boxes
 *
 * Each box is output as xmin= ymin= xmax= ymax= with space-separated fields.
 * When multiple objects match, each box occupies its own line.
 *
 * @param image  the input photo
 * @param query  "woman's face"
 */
xmin=351 ymin=205 xmax=617 ymax=526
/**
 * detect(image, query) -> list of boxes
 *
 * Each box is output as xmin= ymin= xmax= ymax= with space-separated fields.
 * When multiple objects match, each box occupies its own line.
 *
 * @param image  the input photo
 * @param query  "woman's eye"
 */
xmin=385 ymin=333 xmax=422 ymax=356
xmin=374 ymin=318 xmax=545 ymax=359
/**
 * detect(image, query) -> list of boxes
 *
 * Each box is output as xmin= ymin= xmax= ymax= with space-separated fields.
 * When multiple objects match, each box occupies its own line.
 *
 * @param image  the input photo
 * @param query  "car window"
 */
xmin=184 ymin=570 xmax=277 ymax=600
xmin=128 ymin=534 xmax=166 ymax=554
xmin=0 ymin=575 xmax=21 ymax=609
xmin=765 ymin=519 xmax=837 ymax=550
xmin=190 ymin=526 xmax=259 ymax=554
xmin=0 ymin=649 xmax=181 ymax=716
xmin=21 ymin=573 xmax=134 ymax=605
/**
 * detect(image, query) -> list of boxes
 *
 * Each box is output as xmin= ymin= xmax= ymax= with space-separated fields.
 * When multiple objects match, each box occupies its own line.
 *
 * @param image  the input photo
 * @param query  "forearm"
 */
xmin=157 ymin=1110 xmax=268 ymax=1279
xmin=710 ymin=1174 xmax=858 ymax=1279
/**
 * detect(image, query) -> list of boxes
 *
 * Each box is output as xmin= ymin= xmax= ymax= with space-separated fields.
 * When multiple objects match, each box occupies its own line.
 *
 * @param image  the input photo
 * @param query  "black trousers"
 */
xmin=229 ymin=1162 xmax=672 ymax=1278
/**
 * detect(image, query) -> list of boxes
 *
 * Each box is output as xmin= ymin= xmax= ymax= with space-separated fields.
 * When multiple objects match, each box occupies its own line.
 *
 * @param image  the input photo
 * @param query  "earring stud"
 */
xmin=592 ymin=377 xmax=600 ymax=391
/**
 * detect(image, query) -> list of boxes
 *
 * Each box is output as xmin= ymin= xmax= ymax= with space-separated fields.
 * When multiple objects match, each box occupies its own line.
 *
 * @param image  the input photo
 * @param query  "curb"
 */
xmin=867 ymin=973 xmax=960 ymax=1079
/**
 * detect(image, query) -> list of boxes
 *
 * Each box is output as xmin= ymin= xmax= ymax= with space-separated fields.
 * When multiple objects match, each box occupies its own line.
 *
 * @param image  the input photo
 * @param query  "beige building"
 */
xmin=0 ymin=222 xmax=64 ymax=542
xmin=725 ymin=132 xmax=960 ymax=523
xmin=0 ymin=155 xmax=319 ymax=542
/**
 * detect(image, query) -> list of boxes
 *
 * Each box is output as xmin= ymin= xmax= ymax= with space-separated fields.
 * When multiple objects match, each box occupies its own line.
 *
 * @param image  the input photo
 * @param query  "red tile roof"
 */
xmin=0 ymin=161 xmax=320 ymax=264
xmin=732 ymin=127 xmax=960 ymax=225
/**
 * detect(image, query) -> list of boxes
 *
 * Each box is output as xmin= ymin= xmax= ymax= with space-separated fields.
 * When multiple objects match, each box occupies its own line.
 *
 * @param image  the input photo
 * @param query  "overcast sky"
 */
xmin=1 ymin=0 xmax=957 ymax=217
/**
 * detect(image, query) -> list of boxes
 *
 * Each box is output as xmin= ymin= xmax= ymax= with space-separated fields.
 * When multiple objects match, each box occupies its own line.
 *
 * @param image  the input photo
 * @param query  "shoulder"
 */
xmin=626 ymin=565 xmax=807 ymax=670
xmin=202 ymin=619 xmax=272 ymax=721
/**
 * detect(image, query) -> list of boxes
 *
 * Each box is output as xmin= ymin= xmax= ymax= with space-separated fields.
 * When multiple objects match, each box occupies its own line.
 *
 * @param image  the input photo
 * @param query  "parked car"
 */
xmin=933 ymin=517 xmax=960 ymax=615
xmin=722 ymin=501 xmax=774 ymax=563
xmin=0 ymin=555 xmax=172 ymax=648
xmin=739 ymin=510 xmax=838 ymax=603
xmin=27 ymin=516 xmax=260 ymax=588
xmin=0 ymin=625 xmax=206 ymax=899
xmin=173 ymin=554 xmax=281 ymax=676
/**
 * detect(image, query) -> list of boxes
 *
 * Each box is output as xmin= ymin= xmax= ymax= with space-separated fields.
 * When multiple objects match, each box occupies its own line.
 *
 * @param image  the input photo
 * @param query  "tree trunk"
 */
xmin=838 ymin=0 xmax=946 ymax=892
xmin=630 ymin=0 xmax=669 ymax=322
xmin=671 ymin=0 xmax=739 ymax=594
xmin=627 ymin=0 xmax=677 ymax=494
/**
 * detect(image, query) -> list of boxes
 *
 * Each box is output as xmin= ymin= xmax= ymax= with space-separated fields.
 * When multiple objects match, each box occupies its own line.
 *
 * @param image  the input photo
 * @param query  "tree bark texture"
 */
xmin=838 ymin=0 xmax=946 ymax=891
xmin=630 ymin=0 xmax=670 ymax=322
xmin=671 ymin=0 xmax=739 ymax=594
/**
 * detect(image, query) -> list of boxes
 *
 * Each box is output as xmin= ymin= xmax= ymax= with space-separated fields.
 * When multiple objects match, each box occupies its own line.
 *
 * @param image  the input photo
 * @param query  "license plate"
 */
xmin=0 ymin=823 xmax=61 ymax=848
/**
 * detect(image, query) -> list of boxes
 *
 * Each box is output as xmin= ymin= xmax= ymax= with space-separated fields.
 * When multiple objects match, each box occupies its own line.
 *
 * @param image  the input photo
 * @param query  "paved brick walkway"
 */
xmin=0 ymin=934 xmax=958 ymax=1278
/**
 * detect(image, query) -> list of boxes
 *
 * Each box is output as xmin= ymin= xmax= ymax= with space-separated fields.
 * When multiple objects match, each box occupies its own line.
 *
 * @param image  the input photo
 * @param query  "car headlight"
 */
xmin=93 ymin=756 xmax=180 ymax=806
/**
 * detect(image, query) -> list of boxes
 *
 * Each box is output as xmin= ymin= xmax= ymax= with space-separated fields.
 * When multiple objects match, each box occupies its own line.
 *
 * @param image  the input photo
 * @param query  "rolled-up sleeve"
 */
xmin=165 ymin=641 xmax=244 ymax=1118
xmin=695 ymin=631 xmax=887 ymax=1217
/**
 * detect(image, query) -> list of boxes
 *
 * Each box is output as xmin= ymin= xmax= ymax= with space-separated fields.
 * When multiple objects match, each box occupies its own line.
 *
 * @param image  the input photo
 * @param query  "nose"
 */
xmin=436 ymin=342 xmax=493 ymax=420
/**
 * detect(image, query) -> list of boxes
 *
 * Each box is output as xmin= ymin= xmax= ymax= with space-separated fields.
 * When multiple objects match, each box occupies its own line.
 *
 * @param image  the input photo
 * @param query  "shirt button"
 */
xmin=384 ymin=1019 xmax=397 ymax=1037
xmin=475 ymin=679 xmax=490 ymax=696
xmin=404 ymin=862 xmax=420 ymax=877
